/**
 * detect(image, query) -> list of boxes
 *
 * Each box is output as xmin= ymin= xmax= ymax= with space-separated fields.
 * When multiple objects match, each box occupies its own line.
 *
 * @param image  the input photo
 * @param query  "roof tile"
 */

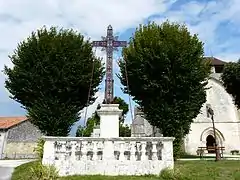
xmin=204 ymin=57 xmax=226 ymax=65
xmin=0 ymin=116 xmax=27 ymax=129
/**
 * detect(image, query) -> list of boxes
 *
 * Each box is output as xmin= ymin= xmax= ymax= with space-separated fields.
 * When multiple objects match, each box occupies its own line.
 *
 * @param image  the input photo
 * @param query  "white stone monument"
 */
xmin=97 ymin=104 xmax=123 ymax=138
xmin=42 ymin=103 xmax=175 ymax=176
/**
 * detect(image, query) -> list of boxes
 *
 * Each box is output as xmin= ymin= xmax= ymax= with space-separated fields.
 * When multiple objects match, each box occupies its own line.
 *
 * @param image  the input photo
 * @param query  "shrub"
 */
xmin=160 ymin=168 xmax=191 ymax=180
xmin=34 ymin=138 xmax=45 ymax=160
xmin=30 ymin=161 xmax=59 ymax=180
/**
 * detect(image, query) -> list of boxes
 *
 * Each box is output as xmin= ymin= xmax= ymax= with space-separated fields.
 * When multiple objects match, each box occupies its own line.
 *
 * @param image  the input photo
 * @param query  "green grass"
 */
xmin=11 ymin=160 xmax=240 ymax=180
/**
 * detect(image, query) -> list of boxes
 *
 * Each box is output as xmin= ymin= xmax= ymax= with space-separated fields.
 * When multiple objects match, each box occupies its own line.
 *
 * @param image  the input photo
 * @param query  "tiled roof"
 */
xmin=204 ymin=57 xmax=226 ymax=65
xmin=0 ymin=116 xmax=28 ymax=129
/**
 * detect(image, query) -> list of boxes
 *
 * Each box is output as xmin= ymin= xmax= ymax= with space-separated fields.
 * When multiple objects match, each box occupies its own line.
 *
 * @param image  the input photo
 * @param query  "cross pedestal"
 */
xmin=97 ymin=104 xmax=122 ymax=138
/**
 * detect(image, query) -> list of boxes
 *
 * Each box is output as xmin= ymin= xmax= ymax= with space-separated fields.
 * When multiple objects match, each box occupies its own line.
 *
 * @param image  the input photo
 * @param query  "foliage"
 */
xmin=76 ymin=97 xmax=131 ymax=137
xmin=221 ymin=61 xmax=240 ymax=109
xmin=112 ymin=96 xmax=129 ymax=123
xmin=160 ymin=168 xmax=189 ymax=180
xmin=119 ymin=123 xmax=131 ymax=137
xmin=30 ymin=162 xmax=59 ymax=180
xmin=4 ymin=26 xmax=104 ymax=136
xmin=11 ymin=161 xmax=59 ymax=180
xmin=33 ymin=138 xmax=45 ymax=160
xmin=118 ymin=21 xmax=211 ymax=159
xmin=76 ymin=111 xmax=100 ymax=137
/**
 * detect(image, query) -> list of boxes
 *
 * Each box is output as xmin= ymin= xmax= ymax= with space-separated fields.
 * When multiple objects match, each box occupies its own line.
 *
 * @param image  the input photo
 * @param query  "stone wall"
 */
xmin=42 ymin=136 xmax=175 ymax=176
xmin=2 ymin=120 xmax=43 ymax=159
xmin=7 ymin=120 xmax=42 ymax=142
xmin=3 ymin=142 xmax=37 ymax=159
xmin=0 ymin=130 xmax=7 ymax=159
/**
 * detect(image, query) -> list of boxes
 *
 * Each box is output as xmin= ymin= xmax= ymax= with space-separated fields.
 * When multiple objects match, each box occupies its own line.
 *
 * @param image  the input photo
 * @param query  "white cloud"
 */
xmin=0 ymin=0 xmax=176 ymax=114
xmin=151 ymin=0 xmax=240 ymax=62
xmin=1 ymin=0 xmax=240 ymax=127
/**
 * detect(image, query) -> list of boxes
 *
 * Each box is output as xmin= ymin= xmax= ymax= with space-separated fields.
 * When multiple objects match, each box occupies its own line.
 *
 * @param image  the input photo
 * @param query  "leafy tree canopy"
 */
xmin=112 ymin=96 xmax=129 ymax=123
xmin=4 ymin=26 xmax=104 ymax=136
xmin=118 ymin=21 xmax=211 ymax=158
xmin=76 ymin=97 xmax=131 ymax=137
xmin=221 ymin=60 xmax=240 ymax=109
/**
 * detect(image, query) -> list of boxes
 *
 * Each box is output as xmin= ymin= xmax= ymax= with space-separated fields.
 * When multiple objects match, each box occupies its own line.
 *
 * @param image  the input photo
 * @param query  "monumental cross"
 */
xmin=92 ymin=25 xmax=127 ymax=103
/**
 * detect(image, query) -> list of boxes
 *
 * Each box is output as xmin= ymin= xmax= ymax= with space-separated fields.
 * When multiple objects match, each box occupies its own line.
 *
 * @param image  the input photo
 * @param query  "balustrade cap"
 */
xmin=41 ymin=136 xmax=175 ymax=141
xmin=97 ymin=103 xmax=123 ymax=116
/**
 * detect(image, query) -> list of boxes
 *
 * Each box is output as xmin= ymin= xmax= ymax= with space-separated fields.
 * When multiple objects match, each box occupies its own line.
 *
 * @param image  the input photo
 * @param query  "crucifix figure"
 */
xmin=93 ymin=25 xmax=127 ymax=104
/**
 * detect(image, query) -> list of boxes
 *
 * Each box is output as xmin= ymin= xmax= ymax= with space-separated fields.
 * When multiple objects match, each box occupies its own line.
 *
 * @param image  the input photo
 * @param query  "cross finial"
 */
xmin=107 ymin=25 xmax=113 ymax=30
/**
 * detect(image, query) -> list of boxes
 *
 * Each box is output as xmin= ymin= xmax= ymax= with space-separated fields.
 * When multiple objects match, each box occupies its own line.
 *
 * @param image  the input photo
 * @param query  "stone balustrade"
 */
xmin=42 ymin=136 xmax=174 ymax=176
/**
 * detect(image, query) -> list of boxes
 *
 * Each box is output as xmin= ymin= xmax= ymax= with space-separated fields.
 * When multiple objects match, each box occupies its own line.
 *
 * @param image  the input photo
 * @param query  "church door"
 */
xmin=206 ymin=135 xmax=216 ymax=153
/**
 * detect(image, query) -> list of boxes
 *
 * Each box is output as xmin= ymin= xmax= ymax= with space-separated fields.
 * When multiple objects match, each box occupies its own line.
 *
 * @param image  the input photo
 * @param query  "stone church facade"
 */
xmin=131 ymin=57 xmax=240 ymax=154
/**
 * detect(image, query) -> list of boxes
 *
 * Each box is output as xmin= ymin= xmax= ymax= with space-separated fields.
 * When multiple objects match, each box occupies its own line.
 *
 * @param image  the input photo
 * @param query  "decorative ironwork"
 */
xmin=93 ymin=25 xmax=127 ymax=103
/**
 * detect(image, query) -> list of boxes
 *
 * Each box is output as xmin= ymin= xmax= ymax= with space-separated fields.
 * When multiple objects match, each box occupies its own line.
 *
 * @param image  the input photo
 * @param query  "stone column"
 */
xmin=97 ymin=104 xmax=123 ymax=138
xmin=161 ymin=137 xmax=175 ymax=169
xmin=42 ymin=139 xmax=55 ymax=166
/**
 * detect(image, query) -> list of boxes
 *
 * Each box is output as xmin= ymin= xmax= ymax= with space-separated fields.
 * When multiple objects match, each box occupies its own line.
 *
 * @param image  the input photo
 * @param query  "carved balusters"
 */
xmin=92 ymin=141 xmax=98 ymax=160
xmin=130 ymin=141 xmax=136 ymax=161
xmin=119 ymin=142 xmax=125 ymax=161
xmin=96 ymin=141 xmax=103 ymax=160
xmin=52 ymin=139 xmax=163 ymax=163
xmin=152 ymin=141 xmax=158 ymax=161
xmin=71 ymin=141 xmax=76 ymax=160
xmin=135 ymin=142 xmax=141 ymax=161
xmin=141 ymin=142 xmax=147 ymax=161
xmin=81 ymin=141 xmax=88 ymax=160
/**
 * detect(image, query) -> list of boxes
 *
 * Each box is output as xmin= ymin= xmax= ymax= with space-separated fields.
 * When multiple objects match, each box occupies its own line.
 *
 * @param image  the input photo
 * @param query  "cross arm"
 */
xmin=113 ymin=41 xmax=127 ymax=47
xmin=92 ymin=41 xmax=107 ymax=47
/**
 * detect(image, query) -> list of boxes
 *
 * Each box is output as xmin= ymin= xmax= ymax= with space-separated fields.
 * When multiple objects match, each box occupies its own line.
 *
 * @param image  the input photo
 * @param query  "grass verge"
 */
xmin=12 ymin=160 xmax=240 ymax=180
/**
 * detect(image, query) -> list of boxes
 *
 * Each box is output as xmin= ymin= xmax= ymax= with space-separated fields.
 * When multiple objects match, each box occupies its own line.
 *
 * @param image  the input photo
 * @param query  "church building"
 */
xmin=131 ymin=57 xmax=240 ymax=155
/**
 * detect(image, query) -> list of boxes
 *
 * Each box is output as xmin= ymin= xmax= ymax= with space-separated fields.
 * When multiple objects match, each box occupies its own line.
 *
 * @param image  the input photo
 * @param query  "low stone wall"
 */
xmin=42 ymin=136 xmax=175 ymax=176
xmin=3 ymin=142 xmax=38 ymax=159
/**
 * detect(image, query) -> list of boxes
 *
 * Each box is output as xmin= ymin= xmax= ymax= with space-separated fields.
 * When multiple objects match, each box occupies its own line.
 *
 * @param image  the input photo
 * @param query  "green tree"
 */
xmin=221 ymin=60 xmax=240 ymax=109
xmin=112 ymin=96 xmax=129 ymax=123
xmin=76 ymin=97 xmax=131 ymax=137
xmin=4 ymin=26 xmax=104 ymax=136
xmin=118 ymin=21 xmax=210 ymax=158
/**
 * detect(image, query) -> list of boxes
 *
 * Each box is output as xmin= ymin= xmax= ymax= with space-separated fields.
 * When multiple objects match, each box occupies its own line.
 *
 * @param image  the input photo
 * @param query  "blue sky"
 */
xmin=0 ymin=0 xmax=240 ymax=135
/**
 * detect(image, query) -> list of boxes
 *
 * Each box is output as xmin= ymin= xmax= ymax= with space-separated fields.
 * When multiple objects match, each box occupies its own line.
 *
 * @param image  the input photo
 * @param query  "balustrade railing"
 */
xmin=42 ymin=137 xmax=174 ymax=176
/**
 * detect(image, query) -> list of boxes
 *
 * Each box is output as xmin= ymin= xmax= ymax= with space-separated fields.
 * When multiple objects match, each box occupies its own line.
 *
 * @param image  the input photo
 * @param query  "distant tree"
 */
xmin=4 ymin=26 xmax=104 ymax=136
xmin=112 ymin=96 xmax=129 ymax=123
xmin=119 ymin=123 xmax=131 ymax=137
xmin=76 ymin=97 xmax=131 ymax=137
xmin=221 ymin=60 xmax=240 ymax=108
xmin=76 ymin=113 xmax=99 ymax=137
xmin=76 ymin=105 xmax=101 ymax=137
xmin=118 ymin=21 xmax=211 ymax=158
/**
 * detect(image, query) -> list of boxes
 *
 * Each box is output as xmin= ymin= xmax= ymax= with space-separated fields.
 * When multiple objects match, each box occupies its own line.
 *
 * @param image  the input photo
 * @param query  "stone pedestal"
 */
xmin=97 ymin=104 xmax=122 ymax=138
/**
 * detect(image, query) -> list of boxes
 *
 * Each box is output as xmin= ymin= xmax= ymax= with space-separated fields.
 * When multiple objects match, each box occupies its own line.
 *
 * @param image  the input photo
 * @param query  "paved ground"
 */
xmin=0 ymin=159 xmax=36 ymax=180
xmin=0 ymin=167 xmax=13 ymax=180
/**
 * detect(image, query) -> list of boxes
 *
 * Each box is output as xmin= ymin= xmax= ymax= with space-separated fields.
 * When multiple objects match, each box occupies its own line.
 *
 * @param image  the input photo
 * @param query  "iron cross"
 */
xmin=93 ymin=25 xmax=127 ymax=104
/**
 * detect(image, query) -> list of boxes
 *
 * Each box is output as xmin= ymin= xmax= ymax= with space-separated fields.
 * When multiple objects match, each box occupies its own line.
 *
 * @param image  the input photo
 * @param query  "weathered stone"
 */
xmin=97 ymin=104 xmax=122 ymax=138
xmin=42 ymin=136 xmax=174 ymax=176
xmin=131 ymin=107 xmax=162 ymax=137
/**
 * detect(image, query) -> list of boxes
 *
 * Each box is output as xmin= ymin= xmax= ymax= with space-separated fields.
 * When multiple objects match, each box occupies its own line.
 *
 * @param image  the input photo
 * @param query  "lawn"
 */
xmin=11 ymin=160 xmax=240 ymax=180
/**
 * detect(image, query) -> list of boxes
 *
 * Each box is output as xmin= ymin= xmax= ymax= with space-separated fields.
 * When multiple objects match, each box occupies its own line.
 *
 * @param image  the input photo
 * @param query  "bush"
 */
xmin=30 ymin=161 xmax=59 ymax=180
xmin=12 ymin=161 xmax=59 ymax=180
xmin=159 ymin=168 xmax=191 ymax=180
xmin=34 ymin=138 xmax=45 ymax=160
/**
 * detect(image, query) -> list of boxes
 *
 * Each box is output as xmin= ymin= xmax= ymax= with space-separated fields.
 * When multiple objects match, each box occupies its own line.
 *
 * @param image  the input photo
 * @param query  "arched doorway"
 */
xmin=206 ymin=135 xmax=216 ymax=153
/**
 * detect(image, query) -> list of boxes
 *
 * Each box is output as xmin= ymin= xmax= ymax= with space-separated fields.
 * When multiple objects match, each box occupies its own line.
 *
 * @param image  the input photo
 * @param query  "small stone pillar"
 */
xmin=97 ymin=104 xmax=123 ymax=138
